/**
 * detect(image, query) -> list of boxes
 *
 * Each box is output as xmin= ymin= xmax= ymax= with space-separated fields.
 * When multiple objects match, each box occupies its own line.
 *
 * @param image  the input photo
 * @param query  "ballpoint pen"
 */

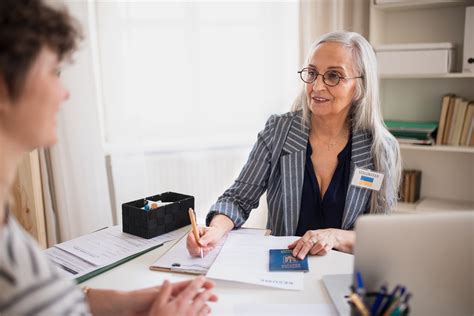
xmin=188 ymin=208 xmax=203 ymax=258
xmin=371 ymin=284 xmax=387 ymax=315
xmin=356 ymin=271 xmax=366 ymax=297
xmin=383 ymin=286 xmax=406 ymax=316
xmin=391 ymin=293 xmax=411 ymax=316
xmin=379 ymin=285 xmax=400 ymax=315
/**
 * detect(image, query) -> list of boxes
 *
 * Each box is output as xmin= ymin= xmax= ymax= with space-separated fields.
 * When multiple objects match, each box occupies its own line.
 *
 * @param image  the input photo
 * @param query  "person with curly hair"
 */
xmin=0 ymin=1 xmax=217 ymax=315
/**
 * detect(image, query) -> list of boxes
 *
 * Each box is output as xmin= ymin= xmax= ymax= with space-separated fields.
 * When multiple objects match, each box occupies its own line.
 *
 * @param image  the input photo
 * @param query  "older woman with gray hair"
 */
xmin=187 ymin=31 xmax=401 ymax=259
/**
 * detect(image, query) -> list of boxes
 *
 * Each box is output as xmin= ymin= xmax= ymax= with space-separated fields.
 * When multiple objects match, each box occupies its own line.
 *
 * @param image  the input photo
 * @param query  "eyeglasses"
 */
xmin=297 ymin=67 xmax=363 ymax=87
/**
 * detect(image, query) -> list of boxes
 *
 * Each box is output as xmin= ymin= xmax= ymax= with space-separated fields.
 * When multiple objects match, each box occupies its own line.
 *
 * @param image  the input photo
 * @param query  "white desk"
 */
xmin=82 ymin=239 xmax=354 ymax=315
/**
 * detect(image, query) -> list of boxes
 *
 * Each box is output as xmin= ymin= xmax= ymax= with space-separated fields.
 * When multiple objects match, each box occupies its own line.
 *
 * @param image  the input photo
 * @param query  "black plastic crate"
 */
xmin=122 ymin=192 xmax=194 ymax=239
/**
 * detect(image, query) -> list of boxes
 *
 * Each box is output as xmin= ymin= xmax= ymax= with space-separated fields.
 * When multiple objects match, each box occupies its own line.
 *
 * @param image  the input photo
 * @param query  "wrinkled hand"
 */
xmin=288 ymin=229 xmax=338 ymax=259
xmin=186 ymin=226 xmax=227 ymax=257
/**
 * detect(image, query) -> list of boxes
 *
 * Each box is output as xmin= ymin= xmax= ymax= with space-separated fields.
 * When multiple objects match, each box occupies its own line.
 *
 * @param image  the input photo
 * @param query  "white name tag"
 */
xmin=351 ymin=168 xmax=384 ymax=191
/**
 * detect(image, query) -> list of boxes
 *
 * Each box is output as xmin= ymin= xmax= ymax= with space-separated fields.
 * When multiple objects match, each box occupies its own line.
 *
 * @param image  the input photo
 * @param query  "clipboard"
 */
xmin=150 ymin=227 xmax=270 ymax=275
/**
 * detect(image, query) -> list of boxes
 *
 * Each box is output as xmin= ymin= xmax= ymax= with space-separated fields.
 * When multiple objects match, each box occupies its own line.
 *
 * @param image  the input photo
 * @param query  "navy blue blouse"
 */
xmin=295 ymin=136 xmax=352 ymax=236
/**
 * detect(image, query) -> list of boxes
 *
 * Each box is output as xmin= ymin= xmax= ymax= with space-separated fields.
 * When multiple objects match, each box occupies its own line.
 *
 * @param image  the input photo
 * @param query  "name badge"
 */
xmin=351 ymin=168 xmax=384 ymax=191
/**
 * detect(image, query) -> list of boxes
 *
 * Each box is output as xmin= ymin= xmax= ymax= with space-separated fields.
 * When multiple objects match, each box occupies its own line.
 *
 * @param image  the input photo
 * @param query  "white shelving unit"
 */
xmin=399 ymin=143 xmax=474 ymax=153
xmin=370 ymin=0 xmax=474 ymax=212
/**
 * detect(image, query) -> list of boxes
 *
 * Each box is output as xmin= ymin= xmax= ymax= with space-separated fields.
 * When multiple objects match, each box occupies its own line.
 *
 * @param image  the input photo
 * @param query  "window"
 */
xmin=96 ymin=1 xmax=299 ymax=149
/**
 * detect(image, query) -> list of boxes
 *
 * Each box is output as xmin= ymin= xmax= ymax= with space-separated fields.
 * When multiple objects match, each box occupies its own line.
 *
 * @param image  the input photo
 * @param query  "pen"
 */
xmin=188 ymin=208 xmax=203 ymax=258
xmin=356 ymin=271 xmax=366 ymax=297
xmin=383 ymin=286 xmax=405 ymax=316
xmin=379 ymin=285 xmax=400 ymax=315
xmin=349 ymin=292 xmax=370 ymax=316
xmin=392 ymin=293 xmax=411 ymax=316
xmin=371 ymin=284 xmax=387 ymax=315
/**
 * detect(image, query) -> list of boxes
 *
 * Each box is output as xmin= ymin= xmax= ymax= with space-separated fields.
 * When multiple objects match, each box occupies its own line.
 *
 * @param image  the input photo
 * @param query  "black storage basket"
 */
xmin=122 ymin=192 xmax=194 ymax=239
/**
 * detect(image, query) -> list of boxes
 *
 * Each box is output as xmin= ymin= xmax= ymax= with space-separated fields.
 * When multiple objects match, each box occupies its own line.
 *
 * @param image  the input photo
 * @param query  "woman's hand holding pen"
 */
xmin=187 ymin=214 xmax=234 ymax=258
xmin=186 ymin=226 xmax=225 ymax=257
xmin=288 ymin=228 xmax=355 ymax=259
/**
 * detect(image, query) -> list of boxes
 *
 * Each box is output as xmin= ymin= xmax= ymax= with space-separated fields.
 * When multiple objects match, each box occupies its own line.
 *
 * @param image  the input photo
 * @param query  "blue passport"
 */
xmin=269 ymin=249 xmax=309 ymax=272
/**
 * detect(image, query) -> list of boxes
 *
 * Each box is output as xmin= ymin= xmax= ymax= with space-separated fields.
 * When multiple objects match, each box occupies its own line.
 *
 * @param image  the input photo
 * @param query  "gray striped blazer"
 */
xmin=206 ymin=110 xmax=375 ymax=236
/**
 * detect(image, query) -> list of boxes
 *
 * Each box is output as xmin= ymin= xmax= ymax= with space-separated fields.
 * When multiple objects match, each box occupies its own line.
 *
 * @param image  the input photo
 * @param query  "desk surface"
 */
xmin=82 ymin=239 xmax=354 ymax=315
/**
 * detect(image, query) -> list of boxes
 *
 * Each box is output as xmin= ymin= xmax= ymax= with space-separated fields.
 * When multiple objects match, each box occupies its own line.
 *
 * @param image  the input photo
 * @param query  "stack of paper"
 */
xmin=150 ymin=227 xmax=267 ymax=274
xmin=45 ymin=225 xmax=188 ymax=283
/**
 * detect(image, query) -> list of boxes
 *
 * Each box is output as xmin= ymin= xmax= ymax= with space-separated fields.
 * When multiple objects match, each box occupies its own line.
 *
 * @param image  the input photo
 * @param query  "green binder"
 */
xmin=385 ymin=120 xmax=438 ymax=139
xmin=75 ymin=243 xmax=164 ymax=284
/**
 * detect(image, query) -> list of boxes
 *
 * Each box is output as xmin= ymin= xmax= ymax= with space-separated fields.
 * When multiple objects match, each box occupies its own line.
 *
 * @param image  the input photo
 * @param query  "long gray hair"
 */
xmin=292 ymin=31 xmax=401 ymax=214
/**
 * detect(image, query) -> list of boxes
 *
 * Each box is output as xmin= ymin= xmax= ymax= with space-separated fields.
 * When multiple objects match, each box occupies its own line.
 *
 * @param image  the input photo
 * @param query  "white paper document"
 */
xmin=206 ymin=234 xmax=304 ymax=290
xmin=45 ymin=247 xmax=97 ymax=279
xmin=55 ymin=225 xmax=187 ymax=266
xmin=150 ymin=227 xmax=267 ymax=274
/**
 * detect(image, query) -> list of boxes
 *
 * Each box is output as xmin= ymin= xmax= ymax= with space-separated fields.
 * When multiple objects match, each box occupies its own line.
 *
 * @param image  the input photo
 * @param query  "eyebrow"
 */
xmin=308 ymin=64 xmax=346 ymax=71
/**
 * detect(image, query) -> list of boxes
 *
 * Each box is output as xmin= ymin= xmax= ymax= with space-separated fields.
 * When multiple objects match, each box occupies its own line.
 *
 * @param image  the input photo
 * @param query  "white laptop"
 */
xmin=323 ymin=211 xmax=474 ymax=316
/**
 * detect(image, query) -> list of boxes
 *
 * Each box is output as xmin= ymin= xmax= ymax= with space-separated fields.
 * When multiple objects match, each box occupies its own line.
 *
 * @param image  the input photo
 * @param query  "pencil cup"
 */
xmin=349 ymin=292 xmax=408 ymax=316
xmin=122 ymin=192 xmax=194 ymax=239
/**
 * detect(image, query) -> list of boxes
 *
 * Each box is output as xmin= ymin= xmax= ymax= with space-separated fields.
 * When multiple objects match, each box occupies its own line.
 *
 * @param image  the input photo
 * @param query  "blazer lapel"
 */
xmin=279 ymin=112 xmax=309 ymax=235
xmin=341 ymin=130 xmax=375 ymax=230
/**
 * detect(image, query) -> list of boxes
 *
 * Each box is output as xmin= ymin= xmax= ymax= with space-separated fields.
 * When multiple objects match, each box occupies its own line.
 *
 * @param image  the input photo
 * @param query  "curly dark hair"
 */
xmin=0 ymin=0 xmax=82 ymax=101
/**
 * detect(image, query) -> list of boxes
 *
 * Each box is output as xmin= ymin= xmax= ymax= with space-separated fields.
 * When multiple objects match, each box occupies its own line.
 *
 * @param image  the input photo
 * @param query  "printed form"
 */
xmin=46 ymin=225 xmax=189 ymax=279
xmin=206 ymin=234 xmax=305 ymax=290
xmin=150 ymin=227 xmax=267 ymax=274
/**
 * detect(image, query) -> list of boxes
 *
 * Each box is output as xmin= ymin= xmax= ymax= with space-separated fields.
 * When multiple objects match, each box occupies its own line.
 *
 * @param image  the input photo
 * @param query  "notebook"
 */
xmin=150 ymin=227 xmax=269 ymax=274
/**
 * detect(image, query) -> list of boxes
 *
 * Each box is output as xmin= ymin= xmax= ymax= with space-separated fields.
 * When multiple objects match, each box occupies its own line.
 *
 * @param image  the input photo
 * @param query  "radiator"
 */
xmin=108 ymin=147 xmax=268 ymax=229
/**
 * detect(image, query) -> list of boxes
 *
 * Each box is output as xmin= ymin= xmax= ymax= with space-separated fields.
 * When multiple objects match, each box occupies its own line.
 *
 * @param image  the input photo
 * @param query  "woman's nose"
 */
xmin=312 ymin=74 xmax=326 ymax=90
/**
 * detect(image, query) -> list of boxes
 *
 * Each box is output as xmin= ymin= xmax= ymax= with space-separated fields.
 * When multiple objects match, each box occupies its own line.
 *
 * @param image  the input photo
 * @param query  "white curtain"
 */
xmin=299 ymin=0 xmax=370 ymax=64
xmin=41 ymin=1 xmax=113 ymax=243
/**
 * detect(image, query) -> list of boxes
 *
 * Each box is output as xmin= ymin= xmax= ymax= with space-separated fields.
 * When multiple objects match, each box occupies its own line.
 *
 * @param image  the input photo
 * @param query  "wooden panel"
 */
xmin=11 ymin=150 xmax=47 ymax=248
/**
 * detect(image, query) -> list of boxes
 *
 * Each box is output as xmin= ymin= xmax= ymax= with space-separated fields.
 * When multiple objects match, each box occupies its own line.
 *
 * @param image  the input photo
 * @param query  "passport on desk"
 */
xmin=269 ymin=249 xmax=309 ymax=272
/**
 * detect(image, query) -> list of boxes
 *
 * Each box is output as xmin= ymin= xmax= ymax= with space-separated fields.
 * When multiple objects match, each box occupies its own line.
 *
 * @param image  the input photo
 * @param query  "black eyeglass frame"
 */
xmin=297 ymin=67 xmax=363 ymax=87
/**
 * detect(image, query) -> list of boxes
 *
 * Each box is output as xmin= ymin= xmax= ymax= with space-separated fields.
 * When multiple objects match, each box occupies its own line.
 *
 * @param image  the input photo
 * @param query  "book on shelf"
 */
xmin=399 ymin=169 xmax=421 ymax=203
xmin=459 ymin=102 xmax=474 ymax=145
xmin=396 ymin=137 xmax=434 ymax=145
xmin=436 ymin=94 xmax=453 ymax=145
xmin=385 ymin=120 xmax=437 ymax=145
xmin=446 ymin=98 xmax=467 ymax=146
xmin=442 ymin=96 xmax=458 ymax=144
xmin=436 ymin=95 xmax=474 ymax=147
xmin=468 ymin=119 xmax=474 ymax=146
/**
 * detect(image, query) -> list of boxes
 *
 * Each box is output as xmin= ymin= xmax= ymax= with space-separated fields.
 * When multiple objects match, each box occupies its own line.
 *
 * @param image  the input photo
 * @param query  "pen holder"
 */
xmin=122 ymin=192 xmax=194 ymax=239
xmin=349 ymin=292 xmax=410 ymax=316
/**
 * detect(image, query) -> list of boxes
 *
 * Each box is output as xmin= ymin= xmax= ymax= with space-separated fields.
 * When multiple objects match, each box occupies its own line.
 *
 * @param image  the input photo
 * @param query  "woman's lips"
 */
xmin=312 ymin=96 xmax=330 ymax=102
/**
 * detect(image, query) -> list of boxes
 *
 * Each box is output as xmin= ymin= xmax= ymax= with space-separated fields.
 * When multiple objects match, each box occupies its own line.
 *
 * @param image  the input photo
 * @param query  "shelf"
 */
xmin=394 ymin=197 xmax=474 ymax=213
xmin=379 ymin=73 xmax=474 ymax=79
xmin=399 ymin=144 xmax=474 ymax=153
xmin=373 ymin=0 xmax=471 ymax=11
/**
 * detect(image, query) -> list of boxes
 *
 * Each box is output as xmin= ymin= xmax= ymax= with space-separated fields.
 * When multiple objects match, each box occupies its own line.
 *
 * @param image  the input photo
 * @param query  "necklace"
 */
xmin=310 ymin=129 xmax=348 ymax=151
